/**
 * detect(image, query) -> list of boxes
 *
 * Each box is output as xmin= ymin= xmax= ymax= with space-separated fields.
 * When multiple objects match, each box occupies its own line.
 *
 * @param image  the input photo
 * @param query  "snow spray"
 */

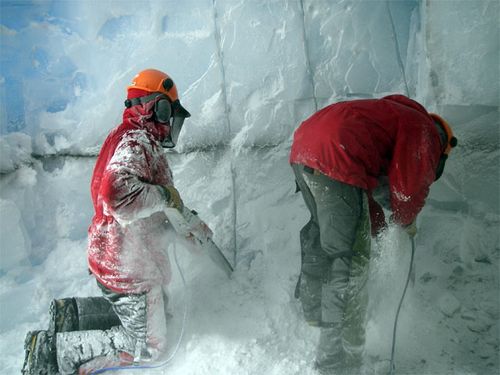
xmin=388 ymin=235 xmax=416 ymax=375
xmin=90 ymin=242 xmax=189 ymax=375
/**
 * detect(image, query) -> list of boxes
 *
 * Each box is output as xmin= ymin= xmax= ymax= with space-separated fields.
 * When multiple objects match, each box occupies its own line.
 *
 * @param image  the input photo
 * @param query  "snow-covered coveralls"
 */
xmin=289 ymin=95 xmax=442 ymax=372
xmin=56 ymin=95 xmax=174 ymax=374
xmin=87 ymin=97 xmax=173 ymax=294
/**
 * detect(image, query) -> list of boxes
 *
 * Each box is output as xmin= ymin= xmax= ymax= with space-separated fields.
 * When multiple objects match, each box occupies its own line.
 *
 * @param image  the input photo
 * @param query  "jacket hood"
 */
xmin=382 ymin=94 xmax=429 ymax=116
xmin=122 ymin=92 xmax=169 ymax=142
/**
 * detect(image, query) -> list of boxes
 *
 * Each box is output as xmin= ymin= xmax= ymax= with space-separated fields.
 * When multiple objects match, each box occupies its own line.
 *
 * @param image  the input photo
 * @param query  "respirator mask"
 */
xmin=125 ymin=93 xmax=191 ymax=148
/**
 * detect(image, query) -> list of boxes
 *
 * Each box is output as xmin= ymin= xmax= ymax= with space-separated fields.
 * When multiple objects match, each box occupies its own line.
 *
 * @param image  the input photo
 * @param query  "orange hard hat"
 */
xmin=429 ymin=113 xmax=457 ymax=155
xmin=127 ymin=69 xmax=179 ymax=103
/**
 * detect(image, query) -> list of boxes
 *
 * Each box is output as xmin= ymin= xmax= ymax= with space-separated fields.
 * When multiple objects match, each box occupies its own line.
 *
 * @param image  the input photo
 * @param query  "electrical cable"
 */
xmin=90 ymin=242 xmax=189 ymax=374
xmin=388 ymin=235 xmax=416 ymax=375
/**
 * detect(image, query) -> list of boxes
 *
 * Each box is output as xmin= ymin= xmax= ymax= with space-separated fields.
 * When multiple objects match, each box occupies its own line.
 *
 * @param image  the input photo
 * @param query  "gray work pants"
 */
xmin=292 ymin=164 xmax=370 ymax=373
xmin=56 ymin=284 xmax=168 ymax=374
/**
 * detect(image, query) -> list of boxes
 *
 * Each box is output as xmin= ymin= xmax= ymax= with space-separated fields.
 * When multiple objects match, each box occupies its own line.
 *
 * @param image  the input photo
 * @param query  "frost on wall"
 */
xmin=424 ymin=0 xmax=499 ymax=107
xmin=304 ymin=0 xmax=418 ymax=107
xmin=0 ymin=0 xmax=419 ymax=152
xmin=421 ymin=0 xmax=499 ymax=215
xmin=214 ymin=0 xmax=315 ymax=147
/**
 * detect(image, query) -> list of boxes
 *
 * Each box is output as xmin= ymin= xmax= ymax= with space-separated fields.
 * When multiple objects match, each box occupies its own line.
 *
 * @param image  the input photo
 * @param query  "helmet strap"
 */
xmin=124 ymin=93 xmax=166 ymax=108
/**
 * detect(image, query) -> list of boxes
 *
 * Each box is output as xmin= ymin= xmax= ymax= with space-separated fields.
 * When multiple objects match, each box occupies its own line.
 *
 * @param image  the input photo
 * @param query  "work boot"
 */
xmin=48 ymin=298 xmax=79 ymax=334
xmin=22 ymin=330 xmax=58 ymax=375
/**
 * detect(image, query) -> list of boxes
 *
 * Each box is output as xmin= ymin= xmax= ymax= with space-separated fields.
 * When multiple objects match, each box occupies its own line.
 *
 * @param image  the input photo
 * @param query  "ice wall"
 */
xmin=0 ymin=0 xmax=421 ymax=270
xmin=1 ymin=0 xmax=498 ymax=285
xmin=420 ymin=0 xmax=500 ymax=216
xmin=2 ymin=1 xmax=498 ymax=148
xmin=423 ymin=0 xmax=499 ymax=107
xmin=0 ymin=0 xmax=420 ymax=152
xmin=0 ymin=0 xmax=498 ymax=278
xmin=304 ymin=0 xmax=418 ymax=106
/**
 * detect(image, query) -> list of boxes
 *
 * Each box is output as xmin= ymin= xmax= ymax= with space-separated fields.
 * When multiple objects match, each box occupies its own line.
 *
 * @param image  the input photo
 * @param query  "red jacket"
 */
xmin=290 ymin=95 xmax=441 ymax=228
xmin=88 ymin=99 xmax=173 ymax=294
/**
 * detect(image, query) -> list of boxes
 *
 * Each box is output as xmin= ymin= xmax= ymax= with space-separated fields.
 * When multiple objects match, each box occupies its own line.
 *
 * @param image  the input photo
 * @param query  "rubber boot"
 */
xmin=56 ymin=327 xmax=132 ymax=375
xmin=75 ymin=297 xmax=121 ymax=330
xmin=48 ymin=297 xmax=121 ymax=334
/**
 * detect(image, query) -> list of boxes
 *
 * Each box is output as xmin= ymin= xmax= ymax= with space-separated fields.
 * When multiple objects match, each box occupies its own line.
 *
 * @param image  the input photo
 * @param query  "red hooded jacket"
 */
xmin=88 ymin=96 xmax=173 ymax=294
xmin=289 ymin=95 xmax=442 ymax=229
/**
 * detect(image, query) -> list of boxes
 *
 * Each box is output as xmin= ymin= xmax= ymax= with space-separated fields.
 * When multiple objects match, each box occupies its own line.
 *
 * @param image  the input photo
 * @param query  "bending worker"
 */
xmin=289 ymin=94 xmax=457 ymax=374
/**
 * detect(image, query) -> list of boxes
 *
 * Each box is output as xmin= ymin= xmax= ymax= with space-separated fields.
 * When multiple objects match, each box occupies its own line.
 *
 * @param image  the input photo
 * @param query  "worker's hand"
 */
xmin=162 ymin=185 xmax=184 ymax=211
xmin=403 ymin=220 xmax=417 ymax=238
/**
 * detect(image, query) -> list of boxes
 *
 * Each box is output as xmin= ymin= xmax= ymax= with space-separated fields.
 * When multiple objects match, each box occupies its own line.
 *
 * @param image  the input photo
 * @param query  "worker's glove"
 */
xmin=403 ymin=220 xmax=417 ymax=238
xmin=162 ymin=185 xmax=184 ymax=211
